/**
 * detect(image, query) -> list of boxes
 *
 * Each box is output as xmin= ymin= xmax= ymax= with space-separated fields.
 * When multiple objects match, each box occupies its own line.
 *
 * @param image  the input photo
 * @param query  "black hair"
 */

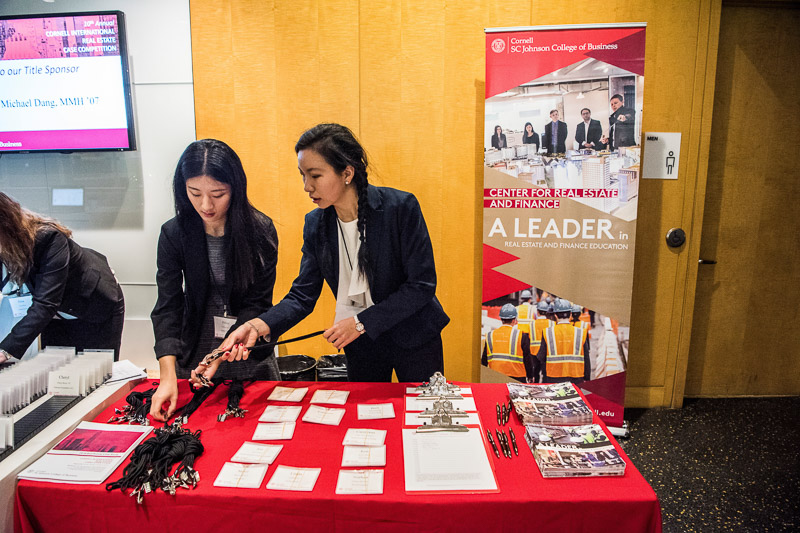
xmin=523 ymin=122 xmax=536 ymax=139
xmin=294 ymin=124 xmax=372 ymax=286
xmin=610 ymin=94 xmax=624 ymax=102
xmin=580 ymin=108 xmax=591 ymax=114
xmin=172 ymin=139 xmax=276 ymax=295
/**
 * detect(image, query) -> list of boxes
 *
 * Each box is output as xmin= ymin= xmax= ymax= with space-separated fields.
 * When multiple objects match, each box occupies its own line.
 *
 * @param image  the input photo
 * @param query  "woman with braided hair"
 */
xmin=196 ymin=123 xmax=449 ymax=383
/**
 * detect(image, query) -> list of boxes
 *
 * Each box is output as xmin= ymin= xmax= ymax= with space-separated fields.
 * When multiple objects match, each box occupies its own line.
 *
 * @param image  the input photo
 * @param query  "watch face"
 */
xmin=355 ymin=322 xmax=365 ymax=332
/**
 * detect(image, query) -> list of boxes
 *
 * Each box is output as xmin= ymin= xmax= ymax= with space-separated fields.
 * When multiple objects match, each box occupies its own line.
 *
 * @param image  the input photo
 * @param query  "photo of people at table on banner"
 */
xmin=484 ymin=63 xmax=642 ymax=219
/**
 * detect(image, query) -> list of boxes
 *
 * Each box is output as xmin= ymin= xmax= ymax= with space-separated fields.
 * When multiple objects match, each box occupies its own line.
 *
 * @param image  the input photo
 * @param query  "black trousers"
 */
xmin=41 ymin=298 xmax=125 ymax=360
xmin=343 ymin=333 xmax=444 ymax=383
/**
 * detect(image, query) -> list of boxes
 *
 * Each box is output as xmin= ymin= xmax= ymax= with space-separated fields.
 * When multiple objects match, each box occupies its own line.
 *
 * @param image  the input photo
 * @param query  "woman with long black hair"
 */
xmin=198 ymin=123 xmax=449 ymax=383
xmin=0 ymin=192 xmax=124 ymax=362
xmin=149 ymin=139 xmax=279 ymax=421
xmin=521 ymin=121 xmax=540 ymax=151
xmin=491 ymin=125 xmax=507 ymax=149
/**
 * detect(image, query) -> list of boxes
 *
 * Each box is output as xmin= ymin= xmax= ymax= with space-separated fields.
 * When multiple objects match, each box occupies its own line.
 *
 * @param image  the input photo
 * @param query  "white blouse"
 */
xmin=334 ymin=218 xmax=373 ymax=323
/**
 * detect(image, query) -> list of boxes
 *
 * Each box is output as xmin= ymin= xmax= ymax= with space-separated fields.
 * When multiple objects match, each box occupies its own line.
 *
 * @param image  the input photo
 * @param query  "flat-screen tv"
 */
xmin=0 ymin=11 xmax=136 ymax=153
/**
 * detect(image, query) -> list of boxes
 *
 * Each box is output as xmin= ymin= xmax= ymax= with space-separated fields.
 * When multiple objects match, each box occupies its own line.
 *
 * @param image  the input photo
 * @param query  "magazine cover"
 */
xmin=524 ymin=424 xmax=626 ymax=477
xmin=507 ymin=382 xmax=592 ymax=425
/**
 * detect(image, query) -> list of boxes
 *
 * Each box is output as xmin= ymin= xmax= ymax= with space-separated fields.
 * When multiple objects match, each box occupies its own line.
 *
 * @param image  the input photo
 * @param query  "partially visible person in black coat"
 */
xmin=574 ymin=108 xmax=605 ymax=151
xmin=0 ymin=192 xmax=124 ymax=363
xmin=490 ymin=125 xmax=507 ymax=150
xmin=149 ymin=139 xmax=279 ymax=422
xmin=521 ymin=122 xmax=540 ymax=152
xmin=542 ymin=109 xmax=568 ymax=154
xmin=199 ymin=123 xmax=450 ymax=384
xmin=601 ymin=94 xmax=637 ymax=149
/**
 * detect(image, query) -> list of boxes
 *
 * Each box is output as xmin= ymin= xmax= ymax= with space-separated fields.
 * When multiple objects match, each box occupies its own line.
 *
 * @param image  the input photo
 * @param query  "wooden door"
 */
xmin=686 ymin=2 xmax=800 ymax=396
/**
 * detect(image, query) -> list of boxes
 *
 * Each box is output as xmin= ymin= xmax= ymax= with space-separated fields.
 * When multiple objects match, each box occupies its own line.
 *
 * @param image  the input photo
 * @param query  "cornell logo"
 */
xmin=491 ymin=38 xmax=505 ymax=53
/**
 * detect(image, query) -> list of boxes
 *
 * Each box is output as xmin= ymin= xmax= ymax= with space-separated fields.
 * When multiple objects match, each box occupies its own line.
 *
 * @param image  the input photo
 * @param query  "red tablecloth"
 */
xmin=16 ymin=381 xmax=662 ymax=533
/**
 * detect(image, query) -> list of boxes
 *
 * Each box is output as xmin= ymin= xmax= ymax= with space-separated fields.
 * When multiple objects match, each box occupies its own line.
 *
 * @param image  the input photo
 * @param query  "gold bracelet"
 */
xmin=245 ymin=320 xmax=260 ymax=336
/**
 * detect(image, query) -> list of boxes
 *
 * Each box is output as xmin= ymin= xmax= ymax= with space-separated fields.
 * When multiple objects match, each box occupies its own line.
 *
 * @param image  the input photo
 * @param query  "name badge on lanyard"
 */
xmin=214 ymin=312 xmax=237 ymax=339
xmin=8 ymin=295 xmax=33 ymax=318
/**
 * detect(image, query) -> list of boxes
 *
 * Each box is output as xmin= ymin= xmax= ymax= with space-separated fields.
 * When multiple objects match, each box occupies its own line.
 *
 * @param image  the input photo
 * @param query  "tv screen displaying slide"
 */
xmin=0 ymin=11 xmax=136 ymax=153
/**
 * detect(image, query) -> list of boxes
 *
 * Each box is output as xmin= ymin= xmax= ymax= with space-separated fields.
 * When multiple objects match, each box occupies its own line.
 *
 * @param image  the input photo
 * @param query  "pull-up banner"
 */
xmin=482 ymin=24 xmax=646 ymax=428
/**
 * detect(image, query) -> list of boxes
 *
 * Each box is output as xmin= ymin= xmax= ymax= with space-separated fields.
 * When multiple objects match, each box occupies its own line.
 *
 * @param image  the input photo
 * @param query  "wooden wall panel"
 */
xmin=190 ymin=0 xmax=721 ymax=405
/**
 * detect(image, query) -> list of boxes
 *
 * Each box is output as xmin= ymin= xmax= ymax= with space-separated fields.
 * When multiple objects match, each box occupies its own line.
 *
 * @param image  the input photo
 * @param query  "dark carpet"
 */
xmin=619 ymin=397 xmax=800 ymax=533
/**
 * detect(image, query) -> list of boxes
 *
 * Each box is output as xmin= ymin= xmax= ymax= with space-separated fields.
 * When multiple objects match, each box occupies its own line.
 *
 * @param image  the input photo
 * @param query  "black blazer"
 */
xmin=491 ymin=133 xmax=507 ymax=150
xmin=0 ymin=228 xmax=123 ymax=357
xmin=522 ymin=132 xmax=540 ymax=151
xmin=542 ymin=120 xmax=568 ymax=153
xmin=262 ymin=185 xmax=449 ymax=349
xmin=575 ymin=119 xmax=605 ymax=150
xmin=609 ymin=106 xmax=636 ymax=148
xmin=151 ymin=213 xmax=278 ymax=367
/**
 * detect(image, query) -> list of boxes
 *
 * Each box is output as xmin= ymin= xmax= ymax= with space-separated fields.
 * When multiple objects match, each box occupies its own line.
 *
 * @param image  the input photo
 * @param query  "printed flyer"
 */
xmin=482 ymin=24 xmax=646 ymax=428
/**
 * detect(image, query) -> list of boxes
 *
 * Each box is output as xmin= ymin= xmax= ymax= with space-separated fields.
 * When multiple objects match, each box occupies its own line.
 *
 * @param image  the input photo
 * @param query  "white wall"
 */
xmin=0 ymin=0 xmax=196 ymax=369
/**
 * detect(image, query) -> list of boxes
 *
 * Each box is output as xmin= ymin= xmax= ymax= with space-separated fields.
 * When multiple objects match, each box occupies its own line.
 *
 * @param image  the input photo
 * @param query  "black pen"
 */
xmin=506 ymin=401 xmax=512 ymax=424
xmin=508 ymin=428 xmax=519 ymax=456
xmin=500 ymin=403 xmax=506 ymax=426
xmin=496 ymin=403 xmax=501 ymax=426
xmin=496 ymin=429 xmax=509 ymax=458
xmin=486 ymin=429 xmax=500 ymax=458
xmin=500 ymin=430 xmax=512 ymax=458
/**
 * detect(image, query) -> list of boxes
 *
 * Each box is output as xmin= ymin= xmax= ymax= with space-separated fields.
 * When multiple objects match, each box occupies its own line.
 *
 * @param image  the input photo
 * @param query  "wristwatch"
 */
xmin=354 ymin=315 xmax=366 ymax=335
xmin=0 ymin=349 xmax=10 ymax=363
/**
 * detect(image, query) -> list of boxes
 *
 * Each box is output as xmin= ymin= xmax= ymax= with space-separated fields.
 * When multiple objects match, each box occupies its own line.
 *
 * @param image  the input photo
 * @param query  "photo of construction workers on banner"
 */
xmin=481 ymin=287 xmax=627 ymax=384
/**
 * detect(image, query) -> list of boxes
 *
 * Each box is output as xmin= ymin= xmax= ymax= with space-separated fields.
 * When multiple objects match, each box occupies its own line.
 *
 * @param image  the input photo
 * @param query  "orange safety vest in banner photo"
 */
xmin=532 ymin=318 xmax=554 ymax=350
xmin=516 ymin=303 xmax=535 ymax=337
xmin=544 ymin=323 xmax=589 ymax=378
xmin=485 ymin=325 xmax=526 ymax=378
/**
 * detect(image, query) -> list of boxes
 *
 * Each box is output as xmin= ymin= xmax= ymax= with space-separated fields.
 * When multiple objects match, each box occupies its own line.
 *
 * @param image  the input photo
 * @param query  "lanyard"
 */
xmin=208 ymin=261 xmax=229 ymax=317
xmin=336 ymin=219 xmax=355 ymax=271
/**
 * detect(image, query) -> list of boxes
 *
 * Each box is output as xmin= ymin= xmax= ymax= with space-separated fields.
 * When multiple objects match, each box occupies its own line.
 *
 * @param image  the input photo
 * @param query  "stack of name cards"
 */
xmin=356 ymin=402 xmax=395 ymax=420
xmin=0 ymin=347 xmax=76 ymax=414
xmin=254 ymin=406 xmax=300 ymax=440
xmin=48 ymin=350 xmax=114 ymax=397
xmin=214 ymin=442 xmax=285 ymax=489
xmin=267 ymin=385 xmax=309 ymax=403
xmin=266 ymin=465 xmax=322 ymax=491
xmin=302 ymin=388 xmax=347 ymax=425
xmin=337 ymin=427 xmax=387 ymax=494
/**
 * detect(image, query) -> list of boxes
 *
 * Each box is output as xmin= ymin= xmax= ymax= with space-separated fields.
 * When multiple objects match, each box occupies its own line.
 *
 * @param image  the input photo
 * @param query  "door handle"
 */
xmin=698 ymin=259 xmax=717 ymax=265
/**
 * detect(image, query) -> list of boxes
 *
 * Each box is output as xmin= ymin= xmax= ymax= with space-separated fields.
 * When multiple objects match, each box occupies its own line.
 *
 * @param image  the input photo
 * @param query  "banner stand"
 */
xmin=482 ymin=23 xmax=647 ymax=429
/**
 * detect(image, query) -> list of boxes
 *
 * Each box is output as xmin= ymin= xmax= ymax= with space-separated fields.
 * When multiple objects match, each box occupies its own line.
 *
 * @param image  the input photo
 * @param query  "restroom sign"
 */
xmin=643 ymin=132 xmax=681 ymax=180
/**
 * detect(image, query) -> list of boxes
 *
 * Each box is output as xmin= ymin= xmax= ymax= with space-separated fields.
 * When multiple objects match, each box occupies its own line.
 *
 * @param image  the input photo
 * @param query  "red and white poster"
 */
xmin=482 ymin=24 xmax=646 ymax=428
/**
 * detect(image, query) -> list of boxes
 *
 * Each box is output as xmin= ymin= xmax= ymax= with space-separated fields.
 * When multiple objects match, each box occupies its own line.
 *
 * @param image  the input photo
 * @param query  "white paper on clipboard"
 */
xmin=402 ymin=426 xmax=498 ymax=493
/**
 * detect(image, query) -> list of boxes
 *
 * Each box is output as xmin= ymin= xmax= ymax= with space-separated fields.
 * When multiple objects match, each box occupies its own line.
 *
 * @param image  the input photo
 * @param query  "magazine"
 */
xmin=523 ymin=424 xmax=626 ymax=478
xmin=507 ymin=382 xmax=593 ymax=425
xmin=18 ymin=421 xmax=153 ymax=484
